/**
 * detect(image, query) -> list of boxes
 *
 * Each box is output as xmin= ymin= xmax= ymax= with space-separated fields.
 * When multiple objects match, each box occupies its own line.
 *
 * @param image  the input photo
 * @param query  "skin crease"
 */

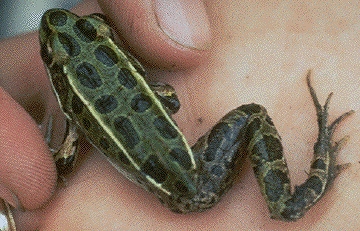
xmin=0 ymin=0 xmax=359 ymax=229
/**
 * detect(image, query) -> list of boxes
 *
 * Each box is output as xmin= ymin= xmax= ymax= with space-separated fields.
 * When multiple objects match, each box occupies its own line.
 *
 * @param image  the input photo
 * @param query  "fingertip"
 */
xmin=98 ymin=0 xmax=210 ymax=69
xmin=154 ymin=0 xmax=211 ymax=50
xmin=0 ymin=89 xmax=57 ymax=210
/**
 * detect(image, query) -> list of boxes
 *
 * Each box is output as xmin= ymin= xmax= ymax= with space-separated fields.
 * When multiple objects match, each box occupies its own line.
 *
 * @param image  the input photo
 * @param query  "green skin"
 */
xmin=39 ymin=8 xmax=353 ymax=221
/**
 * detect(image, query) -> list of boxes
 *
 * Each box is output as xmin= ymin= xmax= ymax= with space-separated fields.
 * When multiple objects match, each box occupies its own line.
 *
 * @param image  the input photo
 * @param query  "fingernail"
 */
xmin=154 ymin=0 xmax=211 ymax=50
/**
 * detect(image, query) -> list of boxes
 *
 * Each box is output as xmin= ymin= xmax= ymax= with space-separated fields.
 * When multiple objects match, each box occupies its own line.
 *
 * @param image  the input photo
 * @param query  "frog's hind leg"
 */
xmin=184 ymin=103 xmax=269 ymax=212
xmin=186 ymin=70 xmax=354 ymax=220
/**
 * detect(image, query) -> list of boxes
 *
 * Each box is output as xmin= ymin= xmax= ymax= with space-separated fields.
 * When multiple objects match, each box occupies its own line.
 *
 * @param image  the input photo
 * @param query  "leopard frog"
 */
xmin=39 ymin=8 xmax=353 ymax=221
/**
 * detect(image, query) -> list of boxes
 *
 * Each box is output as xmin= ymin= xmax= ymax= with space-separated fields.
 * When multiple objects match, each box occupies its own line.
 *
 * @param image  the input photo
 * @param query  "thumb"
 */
xmin=98 ymin=0 xmax=211 ymax=69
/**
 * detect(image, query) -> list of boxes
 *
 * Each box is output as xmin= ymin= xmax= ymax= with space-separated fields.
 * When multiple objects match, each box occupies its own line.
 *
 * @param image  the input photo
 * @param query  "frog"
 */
xmin=38 ymin=8 xmax=353 ymax=221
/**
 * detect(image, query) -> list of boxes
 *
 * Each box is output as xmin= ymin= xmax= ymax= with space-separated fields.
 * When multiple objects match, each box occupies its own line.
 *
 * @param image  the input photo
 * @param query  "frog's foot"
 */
xmin=306 ymin=70 xmax=354 ymax=169
xmin=277 ymin=71 xmax=354 ymax=221
xmin=331 ymin=134 xmax=352 ymax=176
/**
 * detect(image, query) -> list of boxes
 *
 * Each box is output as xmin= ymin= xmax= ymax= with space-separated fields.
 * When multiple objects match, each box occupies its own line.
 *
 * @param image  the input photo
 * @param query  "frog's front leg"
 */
xmin=52 ymin=121 xmax=80 ymax=177
xmin=171 ymin=71 xmax=353 ymax=221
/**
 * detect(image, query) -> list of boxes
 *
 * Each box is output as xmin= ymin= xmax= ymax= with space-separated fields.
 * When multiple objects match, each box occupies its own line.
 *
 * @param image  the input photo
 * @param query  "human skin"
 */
xmin=0 ymin=0 xmax=359 ymax=230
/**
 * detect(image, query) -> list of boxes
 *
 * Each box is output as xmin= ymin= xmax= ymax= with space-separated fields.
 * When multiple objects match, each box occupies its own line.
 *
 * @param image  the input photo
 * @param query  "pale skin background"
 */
xmin=0 ymin=0 xmax=359 ymax=230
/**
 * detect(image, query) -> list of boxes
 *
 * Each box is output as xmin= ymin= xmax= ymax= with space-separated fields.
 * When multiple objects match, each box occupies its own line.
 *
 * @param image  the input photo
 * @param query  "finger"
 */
xmin=0 ymin=33 xmax=50 ymax=109
xmin=98 ymin=0 xmax=211 ymax=69
xmin=0 ymin=88 xmax=57 ymax=210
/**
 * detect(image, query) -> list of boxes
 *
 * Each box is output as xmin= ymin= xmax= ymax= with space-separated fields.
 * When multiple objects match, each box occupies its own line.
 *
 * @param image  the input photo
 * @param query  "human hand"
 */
xmin=0 ymin=0 xmax=359 ymax=230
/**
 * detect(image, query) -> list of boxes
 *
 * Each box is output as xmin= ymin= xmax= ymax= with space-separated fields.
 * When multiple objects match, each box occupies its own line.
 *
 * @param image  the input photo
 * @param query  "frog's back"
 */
xmin=40 ymin=8 xmax=197 ymax=200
